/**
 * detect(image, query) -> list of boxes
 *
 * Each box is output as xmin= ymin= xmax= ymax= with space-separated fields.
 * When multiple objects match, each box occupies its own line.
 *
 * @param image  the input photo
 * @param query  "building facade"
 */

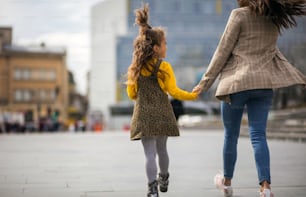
xmin=0 ymin=27 xmax=69 ymax=131
xmin=89 ymin=0 xmax=128 ymax=125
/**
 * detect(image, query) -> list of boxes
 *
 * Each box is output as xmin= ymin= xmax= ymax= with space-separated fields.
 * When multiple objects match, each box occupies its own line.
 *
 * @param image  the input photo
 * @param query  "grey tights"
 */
xmin=141 ymin=136 xmax=169 ymax=183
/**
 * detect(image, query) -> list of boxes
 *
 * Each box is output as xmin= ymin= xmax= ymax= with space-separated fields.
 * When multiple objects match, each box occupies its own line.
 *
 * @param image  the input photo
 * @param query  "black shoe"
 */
xmin=158 ymin=173 xmax=169 ymax=192
xmin=147 ymin=180 xmax=159 ymax=197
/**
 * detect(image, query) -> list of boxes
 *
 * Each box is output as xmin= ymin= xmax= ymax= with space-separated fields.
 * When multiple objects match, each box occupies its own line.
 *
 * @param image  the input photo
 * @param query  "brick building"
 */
xmin=0 ymin=27 xmax=69 ymax=130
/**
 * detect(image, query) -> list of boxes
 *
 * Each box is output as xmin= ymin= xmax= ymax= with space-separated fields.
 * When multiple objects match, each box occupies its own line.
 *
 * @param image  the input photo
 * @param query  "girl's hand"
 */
xmin=192 ymin=85 xmax=202 ymax=94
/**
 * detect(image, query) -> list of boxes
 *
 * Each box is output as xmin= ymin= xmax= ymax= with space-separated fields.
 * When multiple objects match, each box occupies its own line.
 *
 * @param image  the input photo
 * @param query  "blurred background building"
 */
xmin=89 ymin=0 xmax=306 ymax=129
xmin=0 ymin=27 xmax=88 ymax=132
xmin=0 ymin=27 xmax=68 ymax=132
xmin=89 ymin=0 xmax=128 ymax=127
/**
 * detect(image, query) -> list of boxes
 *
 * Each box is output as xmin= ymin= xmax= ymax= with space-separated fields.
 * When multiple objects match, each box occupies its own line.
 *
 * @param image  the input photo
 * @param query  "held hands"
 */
xmin=192 ymin=85 xmax=203 ymax=94
xmin=190 ymin=85 xmax=203 ymax=100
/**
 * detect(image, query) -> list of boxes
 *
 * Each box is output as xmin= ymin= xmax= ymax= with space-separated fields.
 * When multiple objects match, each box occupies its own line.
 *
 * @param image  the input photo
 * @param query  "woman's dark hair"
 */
xmin=241 ymin=0 xmax=306 ymax=32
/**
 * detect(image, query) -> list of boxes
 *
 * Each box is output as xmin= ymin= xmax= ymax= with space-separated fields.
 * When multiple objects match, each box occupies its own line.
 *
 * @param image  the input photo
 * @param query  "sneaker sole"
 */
xmin=159 ymin=186 xmax=168 ymax=192
xmin=148 ymin=194 xmax=159 ymax=197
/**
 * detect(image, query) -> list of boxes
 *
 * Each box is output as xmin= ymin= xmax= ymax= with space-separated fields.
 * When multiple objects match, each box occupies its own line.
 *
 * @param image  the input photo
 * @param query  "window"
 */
xmin=110 ymin=104 xmax=134 ymax=116
xmin=203 ymin=2 xmax=214 ymax=14
xmin=173 ymin=1 xmax=181 ymax=12
xmin=49 ymin=70 xmax=56 ymax=80
xmin=23 ymin=90 xmax=31 ymax=101
xmin=39 ymin=89 xmax=47 ymax=101
xmin=31 ymin=70 xmax=39 ymax=80
xmin=34 ymin=69 xmax=57 ymax=81
xmin=14 ymin=68 xmax=31 ymax=80
xmin=22 ymin=69 xmax=30 ymax=80
xmin=193 ymin=2 xmax=201 ymax=13
xmin=15 ymin=90 xmax=22 ymax=101
xmin=14 ymin=69 xmax=22 ymax=80
xmin=50 ymin=89 xmax=56 ymax=100
xmin=39 ymin=70 xmax=45 ymax=80
xmin=14 ymin=89 xmax=33 ymax=102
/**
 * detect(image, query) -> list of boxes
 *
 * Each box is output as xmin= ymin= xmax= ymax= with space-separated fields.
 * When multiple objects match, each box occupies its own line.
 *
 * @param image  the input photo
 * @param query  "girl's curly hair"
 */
xmin=126 ymin=3 xmax=166 ymax=85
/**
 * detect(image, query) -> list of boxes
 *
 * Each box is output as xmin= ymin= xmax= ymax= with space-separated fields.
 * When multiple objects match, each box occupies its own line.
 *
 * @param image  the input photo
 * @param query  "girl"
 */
xmin=193 ymin=0 xmax=306 ymax=197
xmin=126 ymin=4 xmax=198 ymax=197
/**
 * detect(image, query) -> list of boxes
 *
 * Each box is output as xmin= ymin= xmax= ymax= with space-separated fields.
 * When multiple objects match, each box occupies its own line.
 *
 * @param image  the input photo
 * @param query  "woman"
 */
xmin=126 ymin=4 xmax=198 ymax=197
xmin=193 ymin=0 xmax=306 ymax=197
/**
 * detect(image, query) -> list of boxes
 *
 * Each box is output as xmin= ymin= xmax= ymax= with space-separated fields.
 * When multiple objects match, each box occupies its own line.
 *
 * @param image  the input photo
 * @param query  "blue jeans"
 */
xmin=221 ymin=89 xmax=273 ymax=185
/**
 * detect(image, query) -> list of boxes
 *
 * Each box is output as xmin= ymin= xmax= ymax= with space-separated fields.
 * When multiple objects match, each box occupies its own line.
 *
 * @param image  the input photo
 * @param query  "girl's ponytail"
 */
xmin=134 ymin=3 xmax=152 ymax=36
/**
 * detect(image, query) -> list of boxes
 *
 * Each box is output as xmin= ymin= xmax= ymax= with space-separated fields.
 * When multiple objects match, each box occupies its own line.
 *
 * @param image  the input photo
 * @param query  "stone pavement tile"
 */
xmin=0 ymin=174 xmax=26 ymax=184
xmin=19 ymin=189 xmax=84 ymax=197
xmin=271 ymin=186 xmax=306 ymax=197
xmin=83 ymin=190 xmax=207 ymax=197
xmin=0 ymin=189 xmax=24 ymax=197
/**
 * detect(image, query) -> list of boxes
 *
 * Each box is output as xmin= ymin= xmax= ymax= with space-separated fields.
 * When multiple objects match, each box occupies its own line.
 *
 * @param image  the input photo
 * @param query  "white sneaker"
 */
xmin=260 ymin=189 xmax=274 ymax=197
xmin=214 ymin=172 xmax=233 ymax=197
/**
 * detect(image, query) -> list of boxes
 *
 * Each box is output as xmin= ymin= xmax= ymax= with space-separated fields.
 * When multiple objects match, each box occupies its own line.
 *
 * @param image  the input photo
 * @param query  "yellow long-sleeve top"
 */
xmin=127 ymin=59 xmax=197 ymax=100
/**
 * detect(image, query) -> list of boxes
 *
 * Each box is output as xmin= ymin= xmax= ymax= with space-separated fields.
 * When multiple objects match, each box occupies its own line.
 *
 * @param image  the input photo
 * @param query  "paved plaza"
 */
xmin=0 ymin=129 xmax=305 ymax=197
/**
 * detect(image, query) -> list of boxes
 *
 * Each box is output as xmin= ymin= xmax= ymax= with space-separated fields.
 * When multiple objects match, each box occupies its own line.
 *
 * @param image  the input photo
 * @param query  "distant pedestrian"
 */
xmin=0 ymin=111 xmax=5 ymax=133
xmin=193 ymin=0 xmax=306 ymax=197
xmin=126 ymin=4 xmax=198 ymax=197
xmin=170 ymin=98 xmax=185 ymax=121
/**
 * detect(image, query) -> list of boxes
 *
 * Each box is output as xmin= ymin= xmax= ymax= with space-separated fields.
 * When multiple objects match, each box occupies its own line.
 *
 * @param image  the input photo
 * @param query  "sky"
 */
xmin=0 ymin=0 xmax=105 ymax=95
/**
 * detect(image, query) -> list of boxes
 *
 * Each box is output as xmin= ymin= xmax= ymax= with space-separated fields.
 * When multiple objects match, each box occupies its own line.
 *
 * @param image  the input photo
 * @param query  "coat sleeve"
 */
xmin=197 ymin=9 xmax=242 ymax=92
